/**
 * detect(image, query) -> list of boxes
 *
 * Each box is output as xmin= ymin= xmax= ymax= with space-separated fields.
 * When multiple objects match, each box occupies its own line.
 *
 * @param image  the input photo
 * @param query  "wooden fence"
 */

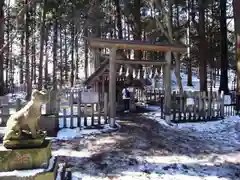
xmin=141 ymin=89 xmax=236 ymax=122
xmin=0 ymin=88 xmax=237 ymax=127
xmin=58 ymin=89 xmax=108 ymax=128
xmin=0 ymin=89 xmax=109 ymax=129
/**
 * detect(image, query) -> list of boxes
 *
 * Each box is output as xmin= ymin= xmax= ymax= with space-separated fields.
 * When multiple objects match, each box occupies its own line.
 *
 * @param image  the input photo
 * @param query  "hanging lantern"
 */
xmin=149 ymin=68 xmax=153 ymax=78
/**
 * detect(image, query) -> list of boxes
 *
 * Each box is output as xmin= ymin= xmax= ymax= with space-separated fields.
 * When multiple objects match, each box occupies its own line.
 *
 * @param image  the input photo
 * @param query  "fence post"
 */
xmin=0 ymin=97 xmax=8 ymax=125
xmin=202 ymin=92 xmax=207 ymax=119
xmin=207 ymin=91 xmax=212 ymax=119
xmin=66 ymin=168 xmax=72 ymax=180
xmin=220 ymin=91 xmax=224 ymax=117
xmin=77 ymin=91 xmax=81 ymax=127
xmin=69 ymin=90 xmax=74 ymax=128
xmin=104 ymin=92 xmax=108 ymax=124
xmin=164 ymin=51 xmax=172 ymax=122
xmin=63 ymin=108 xmax=67 ymax=128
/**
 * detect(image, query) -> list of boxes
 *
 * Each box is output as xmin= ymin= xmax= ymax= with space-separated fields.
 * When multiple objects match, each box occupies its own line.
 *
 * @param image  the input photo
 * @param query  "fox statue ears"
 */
xmin=31 ymin=89 xmax=48 ymax=97
xmin=31 ymin=89 xmax=50 ymax=103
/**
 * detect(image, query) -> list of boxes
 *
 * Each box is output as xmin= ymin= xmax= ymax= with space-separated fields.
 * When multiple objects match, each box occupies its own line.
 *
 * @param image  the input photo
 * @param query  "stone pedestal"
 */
xmin=3 ymin=132 xmax=47 ymax=149
xmin=0 ymin=156 xmax=58 ymax=180
xmin=0 ymin=140 xmax=52 ymax=172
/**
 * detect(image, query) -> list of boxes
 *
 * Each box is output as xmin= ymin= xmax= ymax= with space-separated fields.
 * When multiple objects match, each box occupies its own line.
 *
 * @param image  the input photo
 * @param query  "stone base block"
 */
xmin=3 ymin=131 xmax=47 ymax=149
xmin=0 ymin=156 xmax=58 ymax=180
xmin=0 ymin=140 xmax=52 ymax=172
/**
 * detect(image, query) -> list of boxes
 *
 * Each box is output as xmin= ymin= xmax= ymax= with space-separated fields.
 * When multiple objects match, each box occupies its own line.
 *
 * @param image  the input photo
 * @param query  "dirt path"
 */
xmin=52 ymin=114 xmax=240 ymax=179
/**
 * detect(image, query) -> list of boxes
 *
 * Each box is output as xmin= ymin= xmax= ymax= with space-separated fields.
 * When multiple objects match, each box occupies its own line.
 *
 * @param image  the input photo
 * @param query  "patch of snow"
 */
xmin=56 ymin=124 xmax=120 ymax=140
xmin=151 ymin=115 xmax=240 ymax=152
xmin=0 ymin=156 xmax=55 ymax=177
xmin=56 ymin=127 xmax=82 ymax=140
xmin=53 ymin=149 xmax=92 ymax=158
xmin=174 ymin=116 xmax=240 ymax=132
xmin=70 ymin=152 xmax=239 ymax=179
xmin=6 ymin=91 xmax=27 ymax=103
xmin=155 ymin=118 xmax=173 ymax=127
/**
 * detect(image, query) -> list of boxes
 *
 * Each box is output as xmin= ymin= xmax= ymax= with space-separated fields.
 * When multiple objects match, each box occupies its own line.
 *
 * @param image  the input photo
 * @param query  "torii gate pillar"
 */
xmin=109 ymin=47 xmax=117 ymax=127
xmin=164 ymin=51 xmax=172 ymax=121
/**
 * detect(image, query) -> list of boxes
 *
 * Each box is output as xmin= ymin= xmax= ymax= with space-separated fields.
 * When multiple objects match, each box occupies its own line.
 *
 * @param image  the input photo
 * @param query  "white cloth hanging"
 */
xmin=149 ymin=68 xmax=153 ymax=78
xmin=119 ymin=65 xmax=123 ymax=75
xmin=132 ymin=68 xmax=136 ymax=78
xmin=125 ymin=67 xmax=129 ymax=77
xmin=143 ymin=67 xmax=147 ymax=79
xmin=154 ymin=68 xmax=159 ymax=78
xmin=137 ymin=69 xmax=141 ymax=79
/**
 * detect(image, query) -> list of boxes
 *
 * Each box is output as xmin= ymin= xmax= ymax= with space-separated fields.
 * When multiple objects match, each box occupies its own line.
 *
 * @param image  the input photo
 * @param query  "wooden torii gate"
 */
xmin=86 ymin=38 xmax=186 ymax=127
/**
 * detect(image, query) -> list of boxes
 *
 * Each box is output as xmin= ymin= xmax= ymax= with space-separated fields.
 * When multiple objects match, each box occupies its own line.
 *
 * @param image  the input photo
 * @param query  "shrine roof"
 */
xmin=85 ymin=37 xmax=187 ymax=52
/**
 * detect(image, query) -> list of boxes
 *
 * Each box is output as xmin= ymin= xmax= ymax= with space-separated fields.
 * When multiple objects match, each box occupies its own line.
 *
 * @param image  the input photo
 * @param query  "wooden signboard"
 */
xmin=81 ymin=92 xmax=99 ymax=104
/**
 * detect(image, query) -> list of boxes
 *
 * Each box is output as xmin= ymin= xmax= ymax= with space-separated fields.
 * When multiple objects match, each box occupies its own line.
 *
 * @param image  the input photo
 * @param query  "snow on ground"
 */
xmin=165 ymin=116 xmax=240 ymax=152
xmin=142 ymin=105 xmax=240 ymax=151
xmin=6 ymin=91 xmax=27 ymax=103
xmin=56 ymin=124 xmax=120 ymax=140
xmin=52 ymin=113 xmax=240 ymax=180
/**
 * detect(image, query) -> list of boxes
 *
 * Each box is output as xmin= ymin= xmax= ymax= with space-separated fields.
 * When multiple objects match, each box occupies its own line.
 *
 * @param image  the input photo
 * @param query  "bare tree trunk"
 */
xmin=8 ymin=2 xmax=14 ymax=91
xmin=75 ymin=27 xmax=79 ymax=80
xmin=0 ymin=0 xmax=4 ymax=95
xmin=153 ymin=1 xmax=183 ymax=93
xmin=84 ymin=28 xmax=88 ymax=79
xmin=70 ymin=22 xmax=75 ymax=87
xmin=115 ymin=0 xmax=123 ymax=40
xmin=219 ymin=0 xmax=229 ymax=94
xmin=133 ymin=0 xmax=142 ymax=63
xmin=173 ymin=3 xmax=183 ymax=93
xmin=5 ymin=3 xmax=10 ymax=91
xmin=233 ymin=0 xmax=240 ymax=110
xmin=64 ymin=27 xmax=68 ymax=81
xmin=44 ymin=27 xmax=49 ymax=88
xmin=187 ymin=0 xmax=193 ymax=86
xmin=31 ymin=4 xmax=37 ymax=84
xmin=38 ymin=0 xmax=47 ymax=90
xmin=20 ymin=25 xmax=24 ymax=84
xmin=199 ymin=0 xmax=207 ymax=92
xmin=59 ymin=24 xmax=64 ymax=86
xmin=25 ymin=0 xmax=31 ymax=99
xmin=52 ymin=14 xmax=58 ymax=89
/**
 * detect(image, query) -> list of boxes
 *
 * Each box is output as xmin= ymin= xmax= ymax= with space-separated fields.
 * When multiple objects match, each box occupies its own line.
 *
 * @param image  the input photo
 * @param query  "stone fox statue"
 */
xmin=3 ymin=89 xmax=49 ymax=141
